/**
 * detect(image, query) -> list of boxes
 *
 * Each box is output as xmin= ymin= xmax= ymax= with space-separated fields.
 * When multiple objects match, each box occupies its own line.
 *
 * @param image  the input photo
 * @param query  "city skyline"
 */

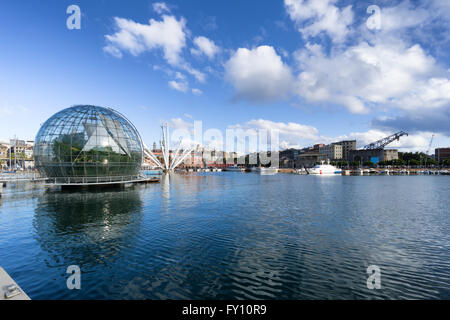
xmin=1 ymin=0 xmax=450 ymax=152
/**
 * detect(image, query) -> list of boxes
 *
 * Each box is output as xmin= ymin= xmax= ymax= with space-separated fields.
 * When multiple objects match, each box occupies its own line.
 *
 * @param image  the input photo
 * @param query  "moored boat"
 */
xmin=225 ymin=165 xmax=244 ymax=172
xmin=254 ymin=167 xmax=278 ymax=175
xmin=308 ymin=161 xmax=342 ymax=176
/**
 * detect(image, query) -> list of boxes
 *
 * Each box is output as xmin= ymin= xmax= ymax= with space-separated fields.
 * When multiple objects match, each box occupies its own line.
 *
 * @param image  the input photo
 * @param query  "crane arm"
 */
xmin=363 ymin=131 xmax=408 ymax=149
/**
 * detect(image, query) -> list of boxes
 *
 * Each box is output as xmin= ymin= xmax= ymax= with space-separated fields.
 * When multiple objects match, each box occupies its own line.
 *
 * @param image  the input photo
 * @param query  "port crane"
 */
xmin=423 ymin=134 xmax=434 ymax=167
xmin=363 ymin=131 xmax=408 ymax=150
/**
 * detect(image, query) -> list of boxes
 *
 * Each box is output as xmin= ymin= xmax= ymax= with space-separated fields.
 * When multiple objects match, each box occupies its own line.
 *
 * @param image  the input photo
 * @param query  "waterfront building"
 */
xmin=313 ymin=144 xmax=325 ymax=151
xmin=333 ymin=140 xmax=356 ymax=161
xmin=0 ymin=143 xmax=9 ymax=169
xmin=34 ymin=105 xmax=143 ymax=183
xmin=296 ymin=151 xmax=326 ymax=168
xmin=348 ymin=149 xmax=398 ymax=164
xmin=435 ymin=148 xmax=450 ymax=163
xmin=279 ymin=148 xmax=301 ymax=168
xmin=319 ymin=144 xmax=343 ymax=161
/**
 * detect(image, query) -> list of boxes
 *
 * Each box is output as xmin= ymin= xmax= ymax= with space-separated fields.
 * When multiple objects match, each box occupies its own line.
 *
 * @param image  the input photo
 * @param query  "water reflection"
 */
xmin=33 ymin=188 xmax=143 ymax=269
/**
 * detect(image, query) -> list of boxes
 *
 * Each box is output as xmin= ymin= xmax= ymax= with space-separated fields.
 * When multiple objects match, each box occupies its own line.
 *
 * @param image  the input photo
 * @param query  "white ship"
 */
xmin=308 ymin=161 xmax=342 ymax=176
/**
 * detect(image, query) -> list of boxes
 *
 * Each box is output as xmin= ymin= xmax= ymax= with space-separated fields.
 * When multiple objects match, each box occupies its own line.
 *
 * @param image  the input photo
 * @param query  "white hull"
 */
xmin=308 ymin=163 xmax=342 ymax=176
xmin=255 ymin=167 xmax=278 ymax=175
xmin=225 ymin=166 xmax=244 ymax=172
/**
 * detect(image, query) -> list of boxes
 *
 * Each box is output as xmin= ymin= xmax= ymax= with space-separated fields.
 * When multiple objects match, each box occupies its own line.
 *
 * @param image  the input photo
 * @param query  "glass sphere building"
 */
xmin=34 ymin=105 xmax=143 ymax=182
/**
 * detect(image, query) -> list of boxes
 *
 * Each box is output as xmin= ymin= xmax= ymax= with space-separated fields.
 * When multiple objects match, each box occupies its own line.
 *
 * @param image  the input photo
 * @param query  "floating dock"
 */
xmin=43 ymin=175 xmax=160 ymax=190
xmin=0 ymin=267 xmax=30 ymax=300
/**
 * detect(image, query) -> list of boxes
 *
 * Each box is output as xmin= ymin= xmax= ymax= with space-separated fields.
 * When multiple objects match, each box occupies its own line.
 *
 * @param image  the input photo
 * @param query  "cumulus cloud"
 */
xmin=294 ymin=40 xmax=449 ymax=113
xmin=225 ymin=46 xmax=295 ymax=103
xmin=284 ymin=0 xmax=354 ymax=43
xmin=228 ymin=119 xmax=324 ymax=150
xmin=227 ymin=118 xmax=442 ymax=152
xmin=378 ymin=1 xmax=431 ymax=32
xmin=191 ymin=36 xmax=220 ymax=59
xmin=104 ymin=15 xmax=187 ymax=66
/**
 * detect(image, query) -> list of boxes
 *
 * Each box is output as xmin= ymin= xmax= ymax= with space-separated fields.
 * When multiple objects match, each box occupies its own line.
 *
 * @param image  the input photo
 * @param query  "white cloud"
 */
xmin=169 ymin=117 xmax=193 ymax=130
xmin=153 ymin=2 xmax=170 ymax=15
xmin=284 ymin=0 xmax=354 ymax=43
xmin=342 ymin=129 xmax=434 ymax=152
xmin=225 ymin=46 xmax=295 ymax=102
xmin=227 ymin=118 xmax=444 ymax=152
xmin=0 ymin=106 xmax=13 ymax=116
xmin=103 ymin=45 xmax=123 ymax=58
xmin=181 ymin=63 xmax=206 ymax=83
xmin=191 ymin=88 xmax=203 ymax=96
xmin=191 ymin=36 xmax=220 ymax=59
xmin=379 ymin=1 xmax=431 ymax=32
xmin=104 ymin=15 xmax=187 ymax=66
xmin=174 ymin=72 xmax=186 ymax=80
xmin=228 ymin=119 xmax=324 ymax=150
xmin=168 ymin=80 xmax=188 ymax=93
xmin=294 ymin=40 xmax=449 ymax=113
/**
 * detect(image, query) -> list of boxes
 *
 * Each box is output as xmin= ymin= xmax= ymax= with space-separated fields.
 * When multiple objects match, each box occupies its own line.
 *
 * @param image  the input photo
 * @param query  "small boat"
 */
xmin=295 ymin=168 xmax=308 ymax=175
xmin=225 ymin=165 xmax=244 ymax=172
xmin=254 ymin=167 xmax=278 ymax=175
xmin=380 ymin=169 xmax=390 ymax=175
xmin=308 ymin=161 xmax=342 ymax=176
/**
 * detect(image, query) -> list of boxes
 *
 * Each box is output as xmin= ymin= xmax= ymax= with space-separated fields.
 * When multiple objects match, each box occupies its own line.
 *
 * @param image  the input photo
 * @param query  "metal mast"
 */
xmin=424 ymin=134 xmax=435 ymax=167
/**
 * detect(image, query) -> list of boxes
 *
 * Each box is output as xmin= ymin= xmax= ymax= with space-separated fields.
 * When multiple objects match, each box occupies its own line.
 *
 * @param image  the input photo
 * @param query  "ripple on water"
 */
xmin=0 ymin=175 xmax=449 ymax=299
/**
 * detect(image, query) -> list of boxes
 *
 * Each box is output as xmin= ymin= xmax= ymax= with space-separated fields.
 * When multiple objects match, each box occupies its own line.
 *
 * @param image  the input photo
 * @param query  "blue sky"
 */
xmin=1 ymin=0 xmax=450 ymax=152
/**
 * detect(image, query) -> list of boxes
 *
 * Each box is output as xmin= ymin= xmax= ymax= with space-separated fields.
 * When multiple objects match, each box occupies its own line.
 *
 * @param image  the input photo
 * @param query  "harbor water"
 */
xmin=0 ymin=173 xmax=449 ymax=299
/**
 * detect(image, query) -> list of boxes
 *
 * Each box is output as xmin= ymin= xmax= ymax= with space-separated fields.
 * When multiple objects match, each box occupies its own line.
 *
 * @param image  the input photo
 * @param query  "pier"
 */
xmin=0 ymin=267 xmax=30 ymax=300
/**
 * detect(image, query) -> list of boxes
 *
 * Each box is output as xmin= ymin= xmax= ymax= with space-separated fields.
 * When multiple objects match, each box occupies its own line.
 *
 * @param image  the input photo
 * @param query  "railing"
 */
xmin=0 ymin=172 xmax=43 ymax=181
xmin=45 ymin=174 xmax=149 ymax=185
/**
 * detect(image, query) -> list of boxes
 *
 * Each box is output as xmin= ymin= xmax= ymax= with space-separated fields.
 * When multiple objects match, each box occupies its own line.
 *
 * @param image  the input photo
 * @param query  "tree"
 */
xmin=364 ymin=161 xmax=375 ymax=167
xmin=392 ymin=159 xmax=406 ymax=166
xmin=443 ymin=159 xmax=450 ymax=167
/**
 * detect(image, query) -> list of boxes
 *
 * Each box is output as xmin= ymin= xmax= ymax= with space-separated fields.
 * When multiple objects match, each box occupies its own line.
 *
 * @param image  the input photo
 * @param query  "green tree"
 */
xmin=364 ymin=161 xmax=375 ymax=167
xmin=392 ymin=159 xmax=406 ymax=166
